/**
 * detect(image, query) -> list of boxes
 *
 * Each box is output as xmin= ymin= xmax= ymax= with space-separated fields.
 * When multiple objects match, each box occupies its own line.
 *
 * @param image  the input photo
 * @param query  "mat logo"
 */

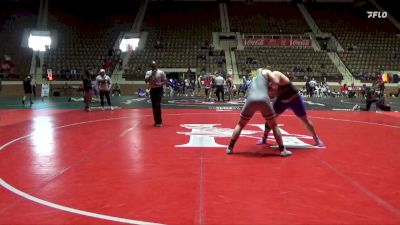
xmin=176 ymin=124 xmax=322 ymax=149
xmin=367 ymin=11 xmax=387 ymax=19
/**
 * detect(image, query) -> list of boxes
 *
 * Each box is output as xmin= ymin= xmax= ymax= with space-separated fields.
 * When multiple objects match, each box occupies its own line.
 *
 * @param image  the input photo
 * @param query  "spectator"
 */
xmin=340 ymin=83 xmax=348 ymax=96
xmin=31 ymin=76 xmax=37 ymax=97
xmin=114 ymin=49 xmax=122 ymax=57
xmin=22 ymin=75 xmax=33 ymax=105
xmin=108 ymin=48 xmax=114 ymax=57
xmin=112 ymin=82 xmax=121 ymax=96
xmin=118 ymin=58 xmax=123 ymax=71
xmin=226 ymin=74 xmax=234 ymax=101
xmin=204 ymin=75 xmax=212 ymax=100
xmin=82 ymin=70 xmax=93 ymax=112
xmin=308 ymin=78 xmax=317 ymax=97
xmin=155 ymin=40 xmax=163 ymax=49
xmin=71 ymin=68 xmax=77 ymax=79
xmin=95 ymin=69 xmax=113 ymax=110
xmin=137 ymin=88 xmax=146 ymax=97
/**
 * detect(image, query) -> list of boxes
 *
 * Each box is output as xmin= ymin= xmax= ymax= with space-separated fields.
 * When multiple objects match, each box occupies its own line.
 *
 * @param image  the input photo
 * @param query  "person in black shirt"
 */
xmin=82 ymin=70 xmax=93 ymax=112
xmin=22 ymin=75 xmax=33 ymax=105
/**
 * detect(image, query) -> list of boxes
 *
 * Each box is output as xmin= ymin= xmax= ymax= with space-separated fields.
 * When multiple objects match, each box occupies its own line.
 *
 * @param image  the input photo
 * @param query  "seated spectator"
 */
xmin=112 ymin=83 xmax=121 ymax=96
xmin=155 ymin=40 xmax=163 ymax=49
xmin=102 ymin=59 xmax=113 ymax=70
xmin=114 ymin=49 xmax=122 ymax=57
xmin=108 ymin=49 xmax=114 ymax=57
xmin=61 ymin=68 xmax=71 ymax=80
xmin=246 ymin=57 xmax=257 ymax=65
xmin=137 ymin=88 xmax=146 ymax=97
xmin=71 ymin=68 xmax=77 ymax=79
xmin=197 ymin=55 xmax=207 ymax=61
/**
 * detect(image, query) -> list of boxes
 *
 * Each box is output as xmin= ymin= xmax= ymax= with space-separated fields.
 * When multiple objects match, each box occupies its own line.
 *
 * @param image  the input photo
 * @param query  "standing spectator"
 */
xmin=214 ymin=73 xmax=225 ymax=102
xmin=22 ymin=75 xmax=33 ymax=105
xmin=184 ymin=77 xmax=193 ymax=96
xmin=340 ymin=83 xmax=349 ymax=97
xmin=226 ymin=74 xmax=234 ymax=101
xmin=308 ymin=78 xmax=317 ymax=97
xmin=204 ymin=75 xmax=212 ymax=100
xmin=31 ymin=76 xmax=37 ymax=97
xmin=41 ymin=80 xmax=50 ymax=102
xmin=83 ymin=70 xmax=93 ymax=112
xmin=145 ymin=61 xmax=167 ymax=127
xmin=196 ymin=75 xmax=203 ymax=97
xmin=95 ymin=69 xmax=113 ymax=110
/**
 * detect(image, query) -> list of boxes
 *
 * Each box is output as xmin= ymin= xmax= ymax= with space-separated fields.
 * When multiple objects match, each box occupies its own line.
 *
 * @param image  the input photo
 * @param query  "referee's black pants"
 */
xmin=150 ymin=87 xmax=163 ymax=125
xmin=216 ymin=85 xmax=224 ymax=102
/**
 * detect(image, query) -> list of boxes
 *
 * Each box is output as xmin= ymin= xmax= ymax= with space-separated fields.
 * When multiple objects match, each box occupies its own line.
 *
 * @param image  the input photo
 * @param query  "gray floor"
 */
xmin=0 ymin=95 xmax=399 ymax=111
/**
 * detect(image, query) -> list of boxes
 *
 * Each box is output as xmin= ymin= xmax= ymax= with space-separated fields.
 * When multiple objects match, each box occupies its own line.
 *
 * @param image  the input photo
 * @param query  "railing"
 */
xmin=242 ymin=34 xmax=311 ymax=39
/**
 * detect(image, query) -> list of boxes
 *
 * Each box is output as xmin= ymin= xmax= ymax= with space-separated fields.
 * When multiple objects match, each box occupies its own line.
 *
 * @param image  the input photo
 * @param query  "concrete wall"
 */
xmin=0 ymin=84 xmax=148 ymax=97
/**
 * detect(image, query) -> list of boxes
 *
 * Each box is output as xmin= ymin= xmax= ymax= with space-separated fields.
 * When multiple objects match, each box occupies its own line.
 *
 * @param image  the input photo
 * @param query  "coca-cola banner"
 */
xmin=243 ymin=38 xmax=311 ymax=47
xmin=290 ymin=38 xmax=311 ymax=47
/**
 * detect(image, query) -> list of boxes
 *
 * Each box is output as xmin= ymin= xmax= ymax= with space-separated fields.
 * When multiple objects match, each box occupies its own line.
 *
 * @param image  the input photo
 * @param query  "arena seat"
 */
xmin=307 ymin=2 xmax=400 ymax=81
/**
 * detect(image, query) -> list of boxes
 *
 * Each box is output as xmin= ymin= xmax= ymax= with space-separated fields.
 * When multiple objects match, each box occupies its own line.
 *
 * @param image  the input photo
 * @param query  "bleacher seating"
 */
xmin=228 ymin=2 xmax=309 ymax=34
xmin=307 ymin=2 xmax=400 ymax=81
xmin=124 ymin=2 xmax=221 ymax=80
xmin=43 ymin=2 xmax=136 ymax=80
xmin=236 ymin=47 xmax=341 ymax=81
xmin=0 ymin=1 xmax=38 ymax=80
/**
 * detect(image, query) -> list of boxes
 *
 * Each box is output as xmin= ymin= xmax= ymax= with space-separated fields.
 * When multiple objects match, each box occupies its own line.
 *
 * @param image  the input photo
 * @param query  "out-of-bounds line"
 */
xmin=0 ymin=179 xmax=164 ymax=225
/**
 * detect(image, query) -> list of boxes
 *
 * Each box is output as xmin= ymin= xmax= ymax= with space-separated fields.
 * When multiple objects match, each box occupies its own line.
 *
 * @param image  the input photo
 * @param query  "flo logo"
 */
xmin=176 ymin=124 xmax=325 ymax=149
xmin=367 ymin=11 xmax=388 ymax=19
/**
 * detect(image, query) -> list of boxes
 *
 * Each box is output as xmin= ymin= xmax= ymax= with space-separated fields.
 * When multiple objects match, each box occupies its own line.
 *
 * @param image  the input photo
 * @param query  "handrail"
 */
xmin=242 ymin=34 xmax=311 ymax=39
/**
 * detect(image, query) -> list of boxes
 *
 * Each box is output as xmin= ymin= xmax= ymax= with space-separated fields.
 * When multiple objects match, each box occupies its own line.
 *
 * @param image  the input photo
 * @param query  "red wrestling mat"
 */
xmin=0 ymin=109 xmax=399 ymax=225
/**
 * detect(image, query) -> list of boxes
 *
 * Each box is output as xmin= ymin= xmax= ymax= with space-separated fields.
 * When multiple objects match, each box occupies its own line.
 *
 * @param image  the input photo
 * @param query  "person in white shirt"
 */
xmin=145 ymin=61 xmax=167 ymax=127
xmin=308 ymin=78 xmax=317 ymax=97
xmin=95 ymin=69 xmax=112 ymax=110
xmin=214 ymin=73 xmax=225 ymax=102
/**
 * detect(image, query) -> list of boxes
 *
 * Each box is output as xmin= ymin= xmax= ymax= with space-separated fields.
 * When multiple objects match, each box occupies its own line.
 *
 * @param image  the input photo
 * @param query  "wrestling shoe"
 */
xmin=279 ymin=149 xmax=292 ymax=157
xmin=226 ymin=147 xmax=233 ymax=155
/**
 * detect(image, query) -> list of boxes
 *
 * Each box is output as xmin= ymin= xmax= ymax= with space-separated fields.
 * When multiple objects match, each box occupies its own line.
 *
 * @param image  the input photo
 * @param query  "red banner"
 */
xmin=243 ymin=38 xmax=311 ymax=47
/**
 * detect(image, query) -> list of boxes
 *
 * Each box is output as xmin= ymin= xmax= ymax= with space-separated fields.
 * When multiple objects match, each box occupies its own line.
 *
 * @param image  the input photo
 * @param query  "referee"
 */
xmin=145 ymin=61 xmax=167 ymax=127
